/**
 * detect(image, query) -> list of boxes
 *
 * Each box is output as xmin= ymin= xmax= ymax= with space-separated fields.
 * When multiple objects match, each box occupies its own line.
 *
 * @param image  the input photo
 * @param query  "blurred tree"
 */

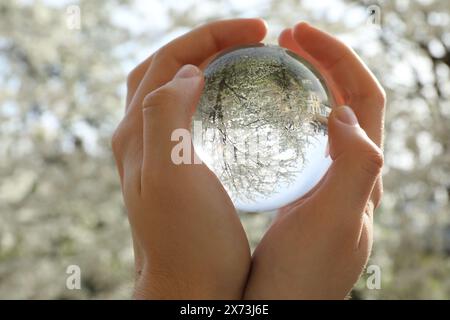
xmin=0 ymin=0 xmax=134 ymax=298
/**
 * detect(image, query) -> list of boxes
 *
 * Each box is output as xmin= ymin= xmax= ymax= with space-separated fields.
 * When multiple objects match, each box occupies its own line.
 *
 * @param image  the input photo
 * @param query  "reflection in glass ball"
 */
xmin=192 ymin=44 xmax=333 ymax=212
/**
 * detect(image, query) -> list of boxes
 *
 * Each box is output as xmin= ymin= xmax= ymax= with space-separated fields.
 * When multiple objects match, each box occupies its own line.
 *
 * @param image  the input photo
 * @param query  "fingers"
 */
xmin=292 ymin=22 xmax=385 ymax=103
xmin=114 ymin=18 xmax=267 ymax=183
xmin=310 ymin=106 xmax=383 ymax=232
xmin=278 ymin=27 xmax=346 ymax=108
xmin=280 ymin=24 xmax=385 ymax=148
xmin=116 ymin=19 xmax=267 ymax=171
xmin=278 ymin=28 xmax=316 ymax=73
xmin=141 ymin=65 xmax=204 ymax=179
xmin=129 ymin=18 xmax=267 ymax=117
xmin=292 ymin=23 xmax=385 ymax=147
xmin=126 ymin=55 xmax=154 ymax=108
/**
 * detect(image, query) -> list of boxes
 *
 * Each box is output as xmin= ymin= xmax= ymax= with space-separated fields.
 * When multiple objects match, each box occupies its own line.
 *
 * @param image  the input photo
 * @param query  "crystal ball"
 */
xmin=192 ymin=44 xmax=333 ymax=212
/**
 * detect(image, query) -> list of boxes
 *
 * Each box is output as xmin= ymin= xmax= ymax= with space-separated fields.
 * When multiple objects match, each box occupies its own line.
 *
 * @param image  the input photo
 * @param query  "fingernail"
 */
xmin=174 ymin=64 xmax=200 ymax=79
xmin=335 ymin=105 xmax=358 ymax=126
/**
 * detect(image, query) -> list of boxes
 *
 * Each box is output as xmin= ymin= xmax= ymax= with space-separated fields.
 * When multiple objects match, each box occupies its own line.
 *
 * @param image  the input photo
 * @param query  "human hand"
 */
xmin=111 ymin=19 xmax=267 ymax=299
xmin=243 ymin=23 xmax=385 ymax=299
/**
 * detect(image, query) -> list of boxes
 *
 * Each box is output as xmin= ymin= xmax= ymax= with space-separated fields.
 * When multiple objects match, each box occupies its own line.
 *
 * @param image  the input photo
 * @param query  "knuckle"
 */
xmin=356 ymin=84 xmax=386 ymax=110
xmin=126 ymin=67 xmax=141 ymax=90
xmin=143 ymin=86 xmax=177 ymax=110
xmin=111 ymin=122 xmax=127 ymax=157
xmin=361 ymin=149 xmax=384 ymax=177
xmin=152 ymin=47 xmax=168 ymax=64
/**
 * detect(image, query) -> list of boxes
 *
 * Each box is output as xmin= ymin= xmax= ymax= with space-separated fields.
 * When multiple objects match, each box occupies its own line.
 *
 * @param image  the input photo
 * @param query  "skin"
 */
xmin=111 ymin=19 xmax=385 ymax=299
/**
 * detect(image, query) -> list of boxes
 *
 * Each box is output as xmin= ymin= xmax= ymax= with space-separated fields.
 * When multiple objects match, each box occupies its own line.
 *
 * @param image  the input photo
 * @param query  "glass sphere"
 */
xmin=192 ymin=44 xmax=333 ymax=212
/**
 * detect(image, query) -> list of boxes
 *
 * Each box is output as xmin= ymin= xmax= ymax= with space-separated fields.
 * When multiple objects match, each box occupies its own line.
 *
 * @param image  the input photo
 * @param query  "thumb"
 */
xmin=312 ymin=105 xmax=383 ymax=225
xmin=141 ymin=64 xmax=204 ymax=167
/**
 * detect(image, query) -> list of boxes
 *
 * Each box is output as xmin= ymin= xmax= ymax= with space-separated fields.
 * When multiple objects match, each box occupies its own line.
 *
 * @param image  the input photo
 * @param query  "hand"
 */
xmin=243 ymin=23 xmax=385 ymax=299
xmin=111 ymin=19 xmax=267 ymax=299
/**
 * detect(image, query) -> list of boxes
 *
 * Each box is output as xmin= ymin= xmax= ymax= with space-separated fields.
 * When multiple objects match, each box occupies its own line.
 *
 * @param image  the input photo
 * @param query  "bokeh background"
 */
xmin=0 ymin=0 xmax=449 ymax=299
